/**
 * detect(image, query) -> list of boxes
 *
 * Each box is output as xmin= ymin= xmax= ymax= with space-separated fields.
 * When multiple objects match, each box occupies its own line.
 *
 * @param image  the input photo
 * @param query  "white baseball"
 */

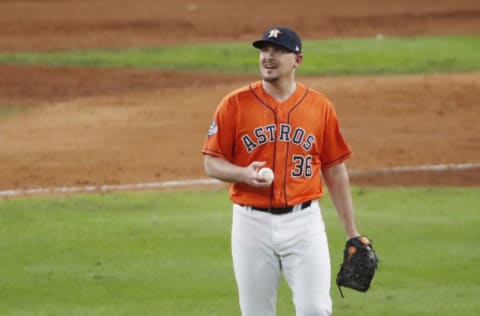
xmin=258 ymin=167 xmax=274 ymax=185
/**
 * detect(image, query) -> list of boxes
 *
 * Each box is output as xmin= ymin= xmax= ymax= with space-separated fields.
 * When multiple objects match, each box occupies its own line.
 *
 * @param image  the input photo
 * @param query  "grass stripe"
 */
xmin=0 ymin=35 xmax=479 ymax=75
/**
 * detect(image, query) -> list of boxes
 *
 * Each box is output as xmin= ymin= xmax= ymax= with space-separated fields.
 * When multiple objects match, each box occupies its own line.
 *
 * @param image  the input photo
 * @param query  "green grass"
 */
xmin=0 ymin=35 xmax=478 ymax=75
xmin=1 ymin=187 xmax=479 ymax=315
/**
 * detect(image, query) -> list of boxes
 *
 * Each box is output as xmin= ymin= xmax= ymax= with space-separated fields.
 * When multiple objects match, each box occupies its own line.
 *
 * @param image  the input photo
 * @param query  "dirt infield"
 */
xmin=2 ymin=0 xmax=480 ymax=52
xmin=1 ymin=1 xmax=479 ymax=193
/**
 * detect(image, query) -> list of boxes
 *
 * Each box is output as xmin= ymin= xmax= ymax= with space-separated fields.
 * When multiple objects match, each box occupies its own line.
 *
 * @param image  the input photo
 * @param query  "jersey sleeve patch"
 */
xmin=207 ymin=120 xmax=218 ymax=137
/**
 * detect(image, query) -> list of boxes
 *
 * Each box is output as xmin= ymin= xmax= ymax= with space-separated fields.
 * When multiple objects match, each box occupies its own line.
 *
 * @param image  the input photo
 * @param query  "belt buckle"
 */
xmin=249 ymin=200 xmax=311 ymax=215
xmin=271 ymin=206 xmax=291 ymax=215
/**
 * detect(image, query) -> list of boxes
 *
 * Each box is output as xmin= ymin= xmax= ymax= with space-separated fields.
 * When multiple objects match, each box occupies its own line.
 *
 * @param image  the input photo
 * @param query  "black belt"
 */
xmin=250 ymin=200 xmax=312 ymax=215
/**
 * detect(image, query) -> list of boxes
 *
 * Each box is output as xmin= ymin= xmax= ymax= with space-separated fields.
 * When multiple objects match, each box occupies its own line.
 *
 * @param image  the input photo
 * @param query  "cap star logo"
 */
xmin=268 ymin=29 xmax=282 ymax=38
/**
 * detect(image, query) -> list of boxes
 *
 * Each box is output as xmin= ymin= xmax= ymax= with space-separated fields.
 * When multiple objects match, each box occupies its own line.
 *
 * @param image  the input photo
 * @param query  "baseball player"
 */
xmin=202 ymin=26 xmax=360 ymax=316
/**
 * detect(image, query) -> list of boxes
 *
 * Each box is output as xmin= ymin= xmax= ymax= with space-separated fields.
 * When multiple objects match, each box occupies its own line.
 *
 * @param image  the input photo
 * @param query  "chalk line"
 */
xmin=0 ymin=162 xmax=478 ymax=197
xmin=0 ymin=178 xmax=222 ymax=197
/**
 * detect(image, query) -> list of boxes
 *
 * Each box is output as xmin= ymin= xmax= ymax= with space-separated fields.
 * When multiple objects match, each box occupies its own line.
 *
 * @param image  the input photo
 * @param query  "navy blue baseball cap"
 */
xmin=252 ymin=26 xmax=302 ymax=55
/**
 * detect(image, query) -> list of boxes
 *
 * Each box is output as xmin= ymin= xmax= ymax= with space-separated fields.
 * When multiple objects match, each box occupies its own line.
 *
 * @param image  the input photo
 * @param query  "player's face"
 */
xmin=259 ymin=44 xmax=300 ymax=82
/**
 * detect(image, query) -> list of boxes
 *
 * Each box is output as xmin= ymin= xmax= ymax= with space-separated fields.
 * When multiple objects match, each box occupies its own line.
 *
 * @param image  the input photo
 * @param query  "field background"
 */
xmin=0 ymin=0 xmax=479 ymax=190
xmin=0 ymin=0 xmax=479 ymax=315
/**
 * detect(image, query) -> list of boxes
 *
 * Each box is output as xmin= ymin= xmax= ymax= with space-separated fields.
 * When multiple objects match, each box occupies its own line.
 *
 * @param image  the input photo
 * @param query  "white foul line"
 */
xmin=0 ymin=178 xmax=223 ymax=197
xmin=0 ymin=162 xmax=478 ymax=197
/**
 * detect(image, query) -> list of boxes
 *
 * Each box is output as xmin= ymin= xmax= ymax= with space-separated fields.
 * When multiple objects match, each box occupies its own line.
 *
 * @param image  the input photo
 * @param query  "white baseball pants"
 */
xmin=231 ymin=200 xmax=332 ymax=316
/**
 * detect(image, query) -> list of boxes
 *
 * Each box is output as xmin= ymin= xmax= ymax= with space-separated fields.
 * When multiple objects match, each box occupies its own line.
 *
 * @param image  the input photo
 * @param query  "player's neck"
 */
xmin=261 ymin=79 xmax=297 ymax=103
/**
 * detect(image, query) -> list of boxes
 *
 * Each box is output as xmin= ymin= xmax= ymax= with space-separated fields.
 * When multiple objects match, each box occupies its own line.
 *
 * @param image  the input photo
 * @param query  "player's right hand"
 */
xmin=241 ymin=161 xmax=271 ymax=188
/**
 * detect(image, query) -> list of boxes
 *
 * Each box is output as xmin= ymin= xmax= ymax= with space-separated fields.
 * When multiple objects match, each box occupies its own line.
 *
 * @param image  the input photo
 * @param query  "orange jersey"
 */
xmin=202 ymin=80 xmax=352 ymax=208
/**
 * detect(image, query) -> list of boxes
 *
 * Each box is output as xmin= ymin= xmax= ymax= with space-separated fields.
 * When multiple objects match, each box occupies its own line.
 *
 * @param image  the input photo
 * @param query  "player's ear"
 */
xmin=293 ymin=54 xmax=303 ymax=68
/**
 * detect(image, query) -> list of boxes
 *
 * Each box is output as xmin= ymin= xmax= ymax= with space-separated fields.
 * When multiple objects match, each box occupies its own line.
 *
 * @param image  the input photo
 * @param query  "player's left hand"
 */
xmin=336 ymin=236 xmax=379 ymax=297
